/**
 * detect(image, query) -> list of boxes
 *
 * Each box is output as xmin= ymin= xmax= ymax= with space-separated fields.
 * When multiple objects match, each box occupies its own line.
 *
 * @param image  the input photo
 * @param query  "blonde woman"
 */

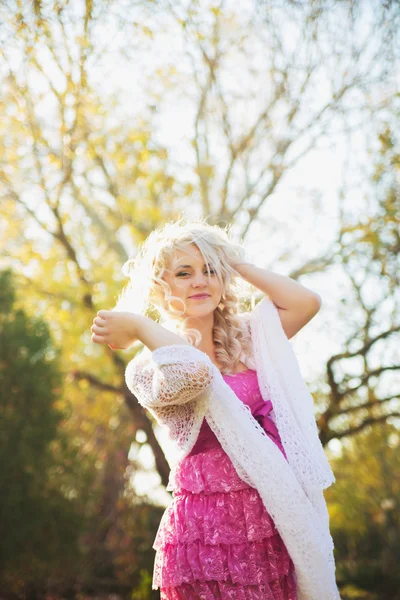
xmin=91 ymin=220 xmax=341 ymax=600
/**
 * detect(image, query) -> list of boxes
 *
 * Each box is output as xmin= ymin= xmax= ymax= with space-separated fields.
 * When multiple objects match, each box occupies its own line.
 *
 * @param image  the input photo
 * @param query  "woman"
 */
xmin=91 ymin=220 xmax=341 ymax=600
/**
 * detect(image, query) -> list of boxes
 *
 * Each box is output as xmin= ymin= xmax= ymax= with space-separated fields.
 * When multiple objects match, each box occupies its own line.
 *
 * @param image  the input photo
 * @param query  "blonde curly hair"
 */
xmin=115 ymin=218 xmax=253 ymax=373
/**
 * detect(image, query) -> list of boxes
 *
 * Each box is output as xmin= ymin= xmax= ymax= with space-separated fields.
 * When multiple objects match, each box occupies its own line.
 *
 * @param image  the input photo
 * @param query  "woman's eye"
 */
xmin=176 ymin=269 xmax=215 ymax=277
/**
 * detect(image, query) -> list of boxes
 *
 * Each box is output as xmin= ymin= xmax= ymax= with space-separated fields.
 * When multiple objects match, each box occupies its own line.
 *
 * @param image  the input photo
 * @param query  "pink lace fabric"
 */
xmin=153 ymin=369 xmax=298 ymax=600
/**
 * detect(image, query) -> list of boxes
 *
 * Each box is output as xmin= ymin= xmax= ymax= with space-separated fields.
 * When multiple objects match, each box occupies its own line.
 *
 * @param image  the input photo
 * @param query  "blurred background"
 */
xmin=0 ymin=0 xmax=399 ymax=599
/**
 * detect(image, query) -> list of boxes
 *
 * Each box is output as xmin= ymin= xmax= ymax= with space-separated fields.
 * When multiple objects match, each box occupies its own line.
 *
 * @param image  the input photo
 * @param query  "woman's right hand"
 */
xmin=91 ymin=311 xmax=139 ymax=350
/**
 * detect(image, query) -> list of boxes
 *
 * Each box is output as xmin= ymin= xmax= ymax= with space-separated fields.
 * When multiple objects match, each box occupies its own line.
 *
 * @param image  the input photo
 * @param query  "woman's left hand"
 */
xmin=228 ymin=260 xmax=252 ymax=276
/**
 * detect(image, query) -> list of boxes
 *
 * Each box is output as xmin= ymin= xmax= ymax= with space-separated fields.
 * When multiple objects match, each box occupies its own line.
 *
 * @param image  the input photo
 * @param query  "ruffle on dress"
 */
xmin=159 ymin=575 xmax=297 ymax=600
xmin=168 ymin=447 xmax=255 ymax=495
xmin=155 ymin=534 xmax=294 ymax=587
xmin=154 ymin=447 xmax=297 ymax=599
xmin=153 ymin=487 xmax=279 ymax=548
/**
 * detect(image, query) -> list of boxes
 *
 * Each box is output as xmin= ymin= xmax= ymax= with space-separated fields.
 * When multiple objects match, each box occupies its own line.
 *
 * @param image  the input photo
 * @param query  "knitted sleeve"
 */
xmin=125 ymin=344 xmax=214 ymax=409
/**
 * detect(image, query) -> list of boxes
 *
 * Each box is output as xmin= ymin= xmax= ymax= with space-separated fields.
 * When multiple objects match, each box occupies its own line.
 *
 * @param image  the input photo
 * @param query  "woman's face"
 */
xmin=162 ymin=243 xmax=223 ymax=319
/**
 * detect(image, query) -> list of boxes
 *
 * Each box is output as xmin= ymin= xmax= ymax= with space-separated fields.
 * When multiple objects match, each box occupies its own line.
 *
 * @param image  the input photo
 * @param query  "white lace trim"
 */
xmin=249 ymin=298 xmax=335 ymax=491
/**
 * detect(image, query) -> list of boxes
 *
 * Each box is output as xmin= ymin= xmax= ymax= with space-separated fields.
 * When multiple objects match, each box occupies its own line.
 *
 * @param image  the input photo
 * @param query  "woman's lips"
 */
xmin=189 ymin=294 xmax=210 ymax=299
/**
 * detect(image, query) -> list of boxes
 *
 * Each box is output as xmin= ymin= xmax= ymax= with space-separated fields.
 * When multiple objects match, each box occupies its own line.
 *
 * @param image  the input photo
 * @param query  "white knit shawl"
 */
xmin=125 ymin=297 xmax=341 ymax=600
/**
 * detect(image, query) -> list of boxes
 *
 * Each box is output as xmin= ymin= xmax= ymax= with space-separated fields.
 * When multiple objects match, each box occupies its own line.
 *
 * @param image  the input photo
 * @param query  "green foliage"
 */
xmin=0 ymin=271 xmax=165 ymax=598
xmin=130 ymin=569 xmax=154 ymax=600
xmin=0 ymin=268 xmax=89 ymax=595
xmin=327 ymin=423 xmax=400 ymax=599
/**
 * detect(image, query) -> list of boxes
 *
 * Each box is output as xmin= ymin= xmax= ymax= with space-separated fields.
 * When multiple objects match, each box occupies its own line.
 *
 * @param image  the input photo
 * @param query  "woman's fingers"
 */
xmin=93 ymin=316 xmax=107 ymax=327
xmin=91 ymin=333 xmax=107 ymax=344
xmin=91 ymin=323 xmax=108 ymax=334
xmin=92 ymin=312 xmax=112 ymax=345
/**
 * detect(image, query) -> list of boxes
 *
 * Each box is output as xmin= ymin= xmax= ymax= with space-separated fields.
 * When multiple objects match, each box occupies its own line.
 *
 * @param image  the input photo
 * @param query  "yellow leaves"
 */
xmin=133 ymin=201 xmax=162 ymax=225
xmin=86 ymin=145 xmax=97 ymax=159
xmin=76 ymin=35 xmax=90 ymax=49
xmin=47 ymin=152 xmax=61 ymax=167
xmin=57 ymin=308 xmax=72 ymax=326
xmin=184 ymin=182 xmax=194 ymax=196
xmin=0 ymin=198 xmax=17 ymax=218
xmin=158 ymin=148 xmax=168 ymax=160
xmin=195 ymin=162 xmax=216 ymax=181
xmin=127 ymin=131 xmax=149 ymax=145
xmin=77 ymin=378 xmax=90 ymax=391
xmin=142 ymin=26 xmax=153 ymax=39
xmin=138 ymin=148 xmax=150 ymax=163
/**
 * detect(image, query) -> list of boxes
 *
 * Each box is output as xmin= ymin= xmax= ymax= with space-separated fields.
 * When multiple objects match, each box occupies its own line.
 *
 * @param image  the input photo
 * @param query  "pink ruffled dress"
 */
xmin=153 ymin=369 xmax=298 ymax=600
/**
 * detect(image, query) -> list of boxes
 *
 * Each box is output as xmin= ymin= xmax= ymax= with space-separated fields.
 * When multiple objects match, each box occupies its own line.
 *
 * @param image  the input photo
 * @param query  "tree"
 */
xmin=0 ymin=268 xmax=165 ymax=597
xmin=0 ymin=269 xmax=88 ymax=595
xmin=0 ymin=0 xmax=399 ymax=555
xmin=0 ymin=0 xmax=177 ymax=493
xmin=326 ymin=423 xmax=400 ymax=599
xmin=159 ymin=0 xmax=399 ymax=232
xmin=316 ymin=118 xmax=400 ymax=446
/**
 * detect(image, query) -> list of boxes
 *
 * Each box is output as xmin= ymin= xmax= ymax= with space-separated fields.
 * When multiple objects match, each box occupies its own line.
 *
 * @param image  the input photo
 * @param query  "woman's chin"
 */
xmin=184 ymin=306 xmax=216 ymax=319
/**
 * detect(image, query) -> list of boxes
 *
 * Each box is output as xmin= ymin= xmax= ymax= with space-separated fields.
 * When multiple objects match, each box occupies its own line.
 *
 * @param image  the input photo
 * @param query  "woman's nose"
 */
xmin=192 ymin=272 xmax=207 ymax=287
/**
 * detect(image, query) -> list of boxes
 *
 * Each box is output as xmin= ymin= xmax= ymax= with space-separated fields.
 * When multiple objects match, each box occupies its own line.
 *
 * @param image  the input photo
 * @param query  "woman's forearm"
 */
xmin=134 ymin=315 xmax=191 ymax=352
xmin=233 ymin=263 xmax=321 ymax=311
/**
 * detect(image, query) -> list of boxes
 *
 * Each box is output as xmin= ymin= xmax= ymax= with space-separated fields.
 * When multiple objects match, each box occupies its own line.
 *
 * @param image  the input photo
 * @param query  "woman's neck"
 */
xmin=197 ymin=333 xmax=217 ymax=363
xmin=184 ymin=313 xmax=215 ymax=358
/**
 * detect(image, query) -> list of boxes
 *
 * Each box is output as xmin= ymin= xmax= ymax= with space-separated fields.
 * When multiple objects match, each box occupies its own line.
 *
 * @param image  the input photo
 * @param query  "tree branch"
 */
xmin=338 ymin=394 xmax=400 ymax=416
xmin=70 ymin=370 xmax=121 ymax=394
xmin=333 ymin=412 xmax=400 ymax=441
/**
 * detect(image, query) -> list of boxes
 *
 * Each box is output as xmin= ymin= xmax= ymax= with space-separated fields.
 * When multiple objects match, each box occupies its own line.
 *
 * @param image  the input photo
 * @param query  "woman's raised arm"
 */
xmin=91 ymin=311 xmax=191 ymax=351
xmin=231 ymin=262 xmax=321 ymax=339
